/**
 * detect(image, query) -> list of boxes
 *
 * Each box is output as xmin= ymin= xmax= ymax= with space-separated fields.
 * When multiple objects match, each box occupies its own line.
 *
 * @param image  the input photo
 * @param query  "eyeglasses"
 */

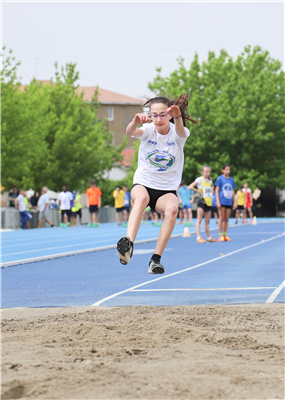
xmin=149 ymin=112 xmax=169 ymax=120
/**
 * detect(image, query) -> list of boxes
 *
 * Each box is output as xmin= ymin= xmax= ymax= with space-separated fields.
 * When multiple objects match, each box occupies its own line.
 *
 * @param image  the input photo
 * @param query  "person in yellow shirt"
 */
xmin=235 ymin=185 xmax=246 ymax=224
xmin=113 ymin=186 xmax=125 ymax=226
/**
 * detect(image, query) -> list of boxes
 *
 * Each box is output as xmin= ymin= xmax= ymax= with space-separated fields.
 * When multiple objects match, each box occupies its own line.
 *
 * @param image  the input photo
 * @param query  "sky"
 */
xmin=2 ymin=1 xmax=284 ymax=99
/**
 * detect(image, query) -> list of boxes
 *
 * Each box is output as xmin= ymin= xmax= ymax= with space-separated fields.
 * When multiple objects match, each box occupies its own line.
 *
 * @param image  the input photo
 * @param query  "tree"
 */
xmin=1 ymin=48 xmax=49 ymax=190
xmin=148 ymin=46 xmax=285 ymax=189
xmin=1 ymin=49 xmax=123 ymax=193
xmin=34 ymin=63 xmax=123 ymax=191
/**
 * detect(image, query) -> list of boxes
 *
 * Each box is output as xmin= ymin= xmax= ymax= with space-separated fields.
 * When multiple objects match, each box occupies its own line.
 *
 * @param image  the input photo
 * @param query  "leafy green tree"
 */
xmin=148 ymin=46 xmax=285 ymax=189
xmin=1 ymin=50 xmax=123 ymax=192
xmin=35 ymin=63 xmax=123 ymax=191
xmin=1 ymin=48 xmax=49 ymax=190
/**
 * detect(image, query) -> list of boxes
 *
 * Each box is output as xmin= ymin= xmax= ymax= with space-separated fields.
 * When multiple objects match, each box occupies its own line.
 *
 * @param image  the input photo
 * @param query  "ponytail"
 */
xmin=143 ymin=93 xmax=198 ymax=127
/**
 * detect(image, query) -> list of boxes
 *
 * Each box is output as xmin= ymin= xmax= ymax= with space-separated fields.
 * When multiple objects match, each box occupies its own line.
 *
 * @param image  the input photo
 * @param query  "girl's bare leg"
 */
xmin=153 ymin=194 xmax=179 ymax=256
xmin=204 ymin=210 xmax=211 ymax=237
xmin=127 ymin=186 xmax=150 ymax=242
xmin=196 ymin=207 xmax=204 ymax=237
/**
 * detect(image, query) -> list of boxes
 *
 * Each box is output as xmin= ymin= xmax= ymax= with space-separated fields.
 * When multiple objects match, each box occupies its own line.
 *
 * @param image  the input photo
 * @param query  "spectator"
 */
xmin=113 ymin=186 xmax=125 ymax=226
xmin=71 ymin=190 xmax=82 ymax=226
xmin=38 ymin=187 xmax=54 ymax=228
xmin=122 ymin=185 xmax=131 ymax=227
xmin=15 ymin=189 xmax=32 ymax=229
xmin=58 ymin=185 xmax=73 ymax=227
xmin=86 ymin=181 xmax=102 ymax=227
xmin=8 ymin=186 xmax=19 ymax=207
xmin=23 ymin=193 xmax=31 ymax=228
xmin=30 ymin=192 xmax=39 ymax=209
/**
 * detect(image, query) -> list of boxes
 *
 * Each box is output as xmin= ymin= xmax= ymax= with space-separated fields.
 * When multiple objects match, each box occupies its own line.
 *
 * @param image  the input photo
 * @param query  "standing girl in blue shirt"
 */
xmin=215 ymin=164 xmax=237 ymax=241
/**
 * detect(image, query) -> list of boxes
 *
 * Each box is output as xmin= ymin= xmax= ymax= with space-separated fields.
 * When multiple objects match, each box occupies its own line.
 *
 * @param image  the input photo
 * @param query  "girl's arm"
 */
xmin=232 ymin=190 xmax=237 ymax=210
xmin=216 ymin=186 xmax=221 ymax=209
xmin=126 ymin=114 xmax=151 ymax=138
xmin=190 ymin=193 xmax=195 ymax=203
xmin=167 ymin=105 xmax=187 ymax=138
xmin=188 ymin=181 xmax=202 ymax=196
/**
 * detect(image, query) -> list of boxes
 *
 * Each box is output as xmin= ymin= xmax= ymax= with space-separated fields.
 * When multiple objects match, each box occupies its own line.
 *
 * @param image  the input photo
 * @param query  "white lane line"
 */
xmin=265 ymin=280 xmax=285 ymax=303
xmin=2 ymin=233 xmax=163 ymax=256
xmin=0 ymin=240 xmax=172 ymax=268
xmin=91 ymin=233 xmax=284 ymax=306
xmin=228 ymin=232 xmax=283 ymax=235
xmin=131 ymin=287 xmax=277 ymax=292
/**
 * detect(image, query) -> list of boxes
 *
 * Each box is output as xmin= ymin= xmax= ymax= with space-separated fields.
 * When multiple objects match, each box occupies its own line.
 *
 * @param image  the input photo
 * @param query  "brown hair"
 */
xmin=143 ymin=94 xmax=198 ymax=127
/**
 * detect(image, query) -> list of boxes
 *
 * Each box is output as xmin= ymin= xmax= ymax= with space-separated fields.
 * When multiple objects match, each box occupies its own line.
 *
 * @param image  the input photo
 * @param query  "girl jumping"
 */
xmin=117 ymin=94 xmax=198 ymax=274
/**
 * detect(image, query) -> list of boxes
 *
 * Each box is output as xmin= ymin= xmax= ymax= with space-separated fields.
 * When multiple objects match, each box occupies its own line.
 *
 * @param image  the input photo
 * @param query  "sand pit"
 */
xmin=1 ymin=304 xmax=284 ymax=399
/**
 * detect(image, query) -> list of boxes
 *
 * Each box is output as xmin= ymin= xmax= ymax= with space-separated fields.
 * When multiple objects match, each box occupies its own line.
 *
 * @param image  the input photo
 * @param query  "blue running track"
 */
xmin=1 ymin=219 xmax=284 ymax=308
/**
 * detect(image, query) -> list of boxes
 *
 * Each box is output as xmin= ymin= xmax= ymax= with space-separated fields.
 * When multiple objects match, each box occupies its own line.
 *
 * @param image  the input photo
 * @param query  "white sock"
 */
xmin=197 ymin=236 xmax=201 ymax=240
xmin=207 ymin=236 xmax=212 ymax=240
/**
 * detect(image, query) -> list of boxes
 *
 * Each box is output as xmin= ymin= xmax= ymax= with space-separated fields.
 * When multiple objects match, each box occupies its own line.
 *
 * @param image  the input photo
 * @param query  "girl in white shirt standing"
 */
xmin=117 ymin=94 xmax=198 ymax=274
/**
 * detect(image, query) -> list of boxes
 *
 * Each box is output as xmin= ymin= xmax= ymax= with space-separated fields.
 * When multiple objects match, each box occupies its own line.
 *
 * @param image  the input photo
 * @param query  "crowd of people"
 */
xmin=7 ymin=173 xmax=254 ymax=235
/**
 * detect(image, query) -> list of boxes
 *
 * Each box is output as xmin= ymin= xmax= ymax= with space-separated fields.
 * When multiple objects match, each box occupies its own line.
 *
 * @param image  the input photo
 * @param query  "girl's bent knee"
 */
xmin=165 ymin=205 xmax=178 ymax=219
xmin=134 ymin=195 xmax=149 ymax=208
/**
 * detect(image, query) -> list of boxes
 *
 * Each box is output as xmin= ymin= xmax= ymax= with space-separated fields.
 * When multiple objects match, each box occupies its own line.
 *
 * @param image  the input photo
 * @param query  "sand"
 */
xmin=1 ymin=304 xmax=284 ymax=400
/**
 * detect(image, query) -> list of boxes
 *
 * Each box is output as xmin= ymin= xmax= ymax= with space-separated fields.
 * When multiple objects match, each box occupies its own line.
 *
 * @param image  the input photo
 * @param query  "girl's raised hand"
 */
xmin=166 ymin=105 xmax=181 ymax=118
xmin=133 ymin=113 xmax=151 ymax=125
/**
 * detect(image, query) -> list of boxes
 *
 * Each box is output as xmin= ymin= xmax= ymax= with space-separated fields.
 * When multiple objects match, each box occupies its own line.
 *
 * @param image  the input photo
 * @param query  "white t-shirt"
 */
xmin=38 ymin=193 xmax=50 ymax=212
xmin=195 ymin=176 xmax=213 ymax=190
xmin=132 ymin=122 xmax=190 ymax=190
xmin=58 ymin=191 xmax=73 ymax=210
xmin=16 ymin=194 xmax=26 ymax=212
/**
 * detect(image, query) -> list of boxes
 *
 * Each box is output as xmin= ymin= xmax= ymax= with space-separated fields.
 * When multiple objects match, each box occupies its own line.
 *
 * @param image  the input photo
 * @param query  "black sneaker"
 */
xmin=117 ymin=236 xmax=133 ymax=265
xmin=148 ymin=260 xmax=165 ymax=274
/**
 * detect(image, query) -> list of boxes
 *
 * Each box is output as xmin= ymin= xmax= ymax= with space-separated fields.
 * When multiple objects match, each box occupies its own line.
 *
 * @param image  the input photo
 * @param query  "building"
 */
xmin=18 ymin=82 xmax=143 ymax=147
xmin=77 ymin=87 xmax=143 ymax=147
xmin=18 ymin=82 xmax=139 ymax=180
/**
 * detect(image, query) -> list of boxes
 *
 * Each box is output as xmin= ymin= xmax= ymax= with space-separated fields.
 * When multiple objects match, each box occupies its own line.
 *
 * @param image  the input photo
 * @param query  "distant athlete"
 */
xmin=189 ymin=166 xmax=217 ymax=243
xmin=243 ymin=182 xmax=253 ymax=223
xmin=235 ymin=185 xmax=246 ymax=224
xmin=178 ymin=181 xmax=194 ymax=226
xmin=116 ymin=94 xmax=198 ymax=274
xmin=86 ymin=181 xmax=102 ymax=227
xmin=215 ymin=164 xmax=237 ymax=241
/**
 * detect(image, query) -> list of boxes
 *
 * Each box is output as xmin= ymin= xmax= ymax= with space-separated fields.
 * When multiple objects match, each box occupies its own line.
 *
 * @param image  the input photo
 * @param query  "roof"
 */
xmin=78 ymin=87 xmax=142 ymax=105
xmin=121 ymin=148 xmax=135 ymax=167
xmin=18 ymin=82 xmax=142 ymax=105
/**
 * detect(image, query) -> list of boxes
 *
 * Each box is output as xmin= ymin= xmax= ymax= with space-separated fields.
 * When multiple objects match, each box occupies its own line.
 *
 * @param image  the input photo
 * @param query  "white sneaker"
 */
xmin=148 ymin=260 xmax=165 ymax=274
xmin=117 ymin=236 xmax=133 ymax=265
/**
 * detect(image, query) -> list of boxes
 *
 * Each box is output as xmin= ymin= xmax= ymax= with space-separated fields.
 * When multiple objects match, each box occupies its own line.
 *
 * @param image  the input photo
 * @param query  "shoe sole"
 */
xmin=117 ymin=236 xmax=133 ymax=265
xmin=149 ymin=266 xmax=164 ymax=274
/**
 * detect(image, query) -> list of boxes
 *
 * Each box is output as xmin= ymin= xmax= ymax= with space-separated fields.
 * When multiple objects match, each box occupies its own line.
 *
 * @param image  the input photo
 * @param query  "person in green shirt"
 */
xmin=72 ymin=191 xmax=82 ymax=226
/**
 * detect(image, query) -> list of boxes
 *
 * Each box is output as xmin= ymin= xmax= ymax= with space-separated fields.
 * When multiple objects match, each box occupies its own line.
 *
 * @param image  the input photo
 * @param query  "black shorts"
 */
xmin=123 ymin=206 xmax=130 ymax=213
xmin=221 ymin=204 xmax=232 ymax=210
xmin=72 ymin=209 xmax=82 ymax=218
xmin=237 ymin=205 xmax=245 ymax=211
xmin=116 ymin=207 xmax=124 ymax=213
xmin=89 ymin=205 xmax=98 ymax=213
xmin=212 ymin=206 xmax=218 ymax=213
xmin=131 ymin=184 xmax=177 ymax=212
xmin=197 ymin=198 xmax=212 ymax=212
xmin=61 ymin=209 xmax=71 ymax=217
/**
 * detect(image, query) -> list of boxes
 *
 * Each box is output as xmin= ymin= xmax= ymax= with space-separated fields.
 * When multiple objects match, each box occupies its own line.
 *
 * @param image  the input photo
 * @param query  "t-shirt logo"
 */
xmin=146 ymin=150 xmax=175 ymax=172
xmin=222 ymin=183 xmax=233 ymax=199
